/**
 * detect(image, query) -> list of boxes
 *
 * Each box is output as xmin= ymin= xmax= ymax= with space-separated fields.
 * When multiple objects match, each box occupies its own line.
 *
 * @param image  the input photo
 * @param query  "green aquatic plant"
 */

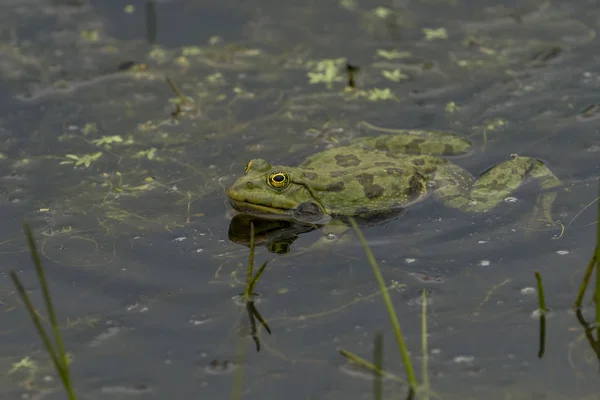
xmin=348 ymin=87 xmax=398 ymax=101
xmin=232 ymin=221 xmax=271 ymax=400
xmin=376 ymin=49 xmax=411 ymax=60
xmin=381 ymin=69 xmax=408 ymax=82
xmin=596 ymin=183 xmax=600 ymax=346
xmin=339 ymin=218 xmax=420 ymax=397
xmin=373 ymin=332 xmax=383 ymax=400
xmin=422 ymin=28 xmax=448 ymax=41
xmin=306 ymin=58 xmax=346 ymax=88
xmin=534 ymin=271 xmax=547 ymax=358
xmin=10 ymin=223 xmax=76 ymax=400
xmin=420 ymin=289 xmax=430 ymax=400
xmin=60 ymin=152 xmax=103 ymax=168
xmin=349 ymin=218 xmax=416 ymax=390
xmin=573 ymin=181 xmax=600 ymax=358
xmin=90 ymin=135 xmax=126 ymax=149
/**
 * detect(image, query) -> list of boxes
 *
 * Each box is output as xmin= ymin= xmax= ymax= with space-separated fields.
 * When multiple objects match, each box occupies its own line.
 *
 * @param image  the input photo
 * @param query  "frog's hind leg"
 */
xmin=472 ymin=156 xmax=560 ymax=222
xmin=356 ymin=122 xmax=472 ymax=156
xmin=434 ymin=156 xmax=561 ymax=222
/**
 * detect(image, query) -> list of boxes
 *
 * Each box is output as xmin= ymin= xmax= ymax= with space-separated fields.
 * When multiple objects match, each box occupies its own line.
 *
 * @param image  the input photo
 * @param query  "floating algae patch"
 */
xmin=0 ymin=353 xmax=67 ymax=398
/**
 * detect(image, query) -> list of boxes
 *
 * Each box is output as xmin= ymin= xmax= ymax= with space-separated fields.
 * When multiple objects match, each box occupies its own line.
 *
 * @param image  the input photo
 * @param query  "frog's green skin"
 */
xmin=227 ymin=130 xmax=560 ymax=225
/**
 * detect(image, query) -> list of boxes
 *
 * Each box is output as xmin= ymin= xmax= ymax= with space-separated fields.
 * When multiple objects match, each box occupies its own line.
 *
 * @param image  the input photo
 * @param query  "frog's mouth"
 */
xmin=228 ymin=199 xmax=332 ymax=225
xmin=228 ymin=199 xmax=293 ymax=218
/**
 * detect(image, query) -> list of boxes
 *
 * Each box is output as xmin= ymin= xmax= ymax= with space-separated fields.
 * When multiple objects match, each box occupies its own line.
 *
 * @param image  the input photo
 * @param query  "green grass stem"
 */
xmin=165 ymin=76 xmax=189 ymax=105
xmin=349 ymin=218 xmax=417 ymax=391
xmin=232 ymin=221 xmax=257 ymax=400
xmin=534 ymin=271 xmax=547 ymax=358
xmin=594 ymin=184 xmax=600 ymax=353
xmin=339 ymin=349 xmax=397 ymax=380
xmin=10 ymin=222 xmax=76 ymax=399
xmin=534 ymin=271 xmax=547 ymax=313
xmin=373 ymin=332 xmax=383 ymax=400
xmin=421 ymin=289 xmax=430 ymax=400
xmin=248 ymin=261 xmax=268 ymax=295
xmin=575 ymin=251 xmax=597 ymax=309
xmin=243 ymin=222 xmax=256 ymax=300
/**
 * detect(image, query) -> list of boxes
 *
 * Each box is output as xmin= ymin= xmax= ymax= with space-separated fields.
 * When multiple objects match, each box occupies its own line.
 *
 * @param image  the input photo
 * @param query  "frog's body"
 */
xmin=227 ymin=130 xmax=560 ymax=226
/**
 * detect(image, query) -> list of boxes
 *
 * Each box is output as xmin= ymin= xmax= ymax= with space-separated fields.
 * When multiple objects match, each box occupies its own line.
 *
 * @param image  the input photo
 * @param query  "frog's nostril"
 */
xmin=246 ymin=182 xmax=254 ymax=188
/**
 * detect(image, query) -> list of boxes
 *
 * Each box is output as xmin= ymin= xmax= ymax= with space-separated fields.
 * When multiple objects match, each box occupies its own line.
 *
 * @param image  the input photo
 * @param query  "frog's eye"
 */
xmin=244 ymin=160 xmax=254 ymax=174
xmin=268 ymin=171 xmax=290 ymax=189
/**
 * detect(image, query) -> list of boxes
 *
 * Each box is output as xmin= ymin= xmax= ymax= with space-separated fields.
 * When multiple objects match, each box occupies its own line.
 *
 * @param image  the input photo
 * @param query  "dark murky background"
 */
xmin=1 ymin=0 xmax=599 ymax=399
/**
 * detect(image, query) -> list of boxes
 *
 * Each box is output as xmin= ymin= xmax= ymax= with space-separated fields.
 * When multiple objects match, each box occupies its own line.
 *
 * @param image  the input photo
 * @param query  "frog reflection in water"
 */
xmin=227 ymin=129 xmax=560 ymax=243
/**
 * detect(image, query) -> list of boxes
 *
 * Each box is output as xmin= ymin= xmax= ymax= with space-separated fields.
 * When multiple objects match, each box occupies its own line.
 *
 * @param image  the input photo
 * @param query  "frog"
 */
xmin=226 ymin=128 xmax=561 ymax=231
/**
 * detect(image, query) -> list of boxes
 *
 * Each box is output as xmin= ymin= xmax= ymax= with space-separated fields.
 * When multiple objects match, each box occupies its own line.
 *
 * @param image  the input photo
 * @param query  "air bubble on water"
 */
xmin=453 ymin=355 xmax=475 ymax=364
xmin=189 ymin=317 xmax=211 ymax=326
xmin=531 ymin=308 xmax=553 ymax=319
xmin=520 ymin=287 xmax=536 ymax=295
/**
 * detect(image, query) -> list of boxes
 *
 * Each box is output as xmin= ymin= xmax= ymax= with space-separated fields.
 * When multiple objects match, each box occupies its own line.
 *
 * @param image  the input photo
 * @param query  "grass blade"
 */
xmin=339 ymin=349 xmax=388 ymax=379
xmin=12 ymin=222 xmax=76 ymax=399
xmin=594 ymin=184 xmax=600 ymax=354
xmin=244 ymin=222 xmax=256 ymax=300
xmin=574 ymin=309 xmax=599 ymax=358
xmin=248 ymin=261 xmax=268 ymax=295
xmin=24 ymin=223 xmax=70 ymax=370
xmin=421 ymin=289 xmax=430 ymax=400
xmin=9 ymin=272 xmax=64 ymax=374
xmin=373 ymin=332 xmax=383 ymax=400
xmin=248 ymin=301 xmax=271 ymax=335
xmin=165 ymin=76 xmax=189 ymax=105
xmin=575 ymin=251 xmax=597 ymax=309
xmin=348 ymin=218 xmax=417 ymax=391
xmin=534 ymin=271 xmax=547 ymax=358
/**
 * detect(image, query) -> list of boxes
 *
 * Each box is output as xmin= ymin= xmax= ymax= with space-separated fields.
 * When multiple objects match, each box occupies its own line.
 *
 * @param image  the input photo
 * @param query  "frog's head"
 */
xmin=226 ymin=159 xmax=331 ymax=224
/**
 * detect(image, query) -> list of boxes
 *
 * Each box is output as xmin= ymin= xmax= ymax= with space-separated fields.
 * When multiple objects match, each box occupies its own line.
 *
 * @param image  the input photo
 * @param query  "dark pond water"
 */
xmin=1 ymin=0 xmax=599 ymax=399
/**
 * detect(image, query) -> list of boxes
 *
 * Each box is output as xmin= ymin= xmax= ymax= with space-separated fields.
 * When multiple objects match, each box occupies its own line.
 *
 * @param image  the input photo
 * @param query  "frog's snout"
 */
xmin=227 ymin=179 xmax=254 ymax=200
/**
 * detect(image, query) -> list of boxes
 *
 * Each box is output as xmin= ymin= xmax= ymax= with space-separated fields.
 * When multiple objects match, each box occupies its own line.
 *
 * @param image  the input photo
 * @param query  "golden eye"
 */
xmin=268 ymin=171 xmax=290 ymax=188
xmin=244 ymin=160 xmax=254 ymax=174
